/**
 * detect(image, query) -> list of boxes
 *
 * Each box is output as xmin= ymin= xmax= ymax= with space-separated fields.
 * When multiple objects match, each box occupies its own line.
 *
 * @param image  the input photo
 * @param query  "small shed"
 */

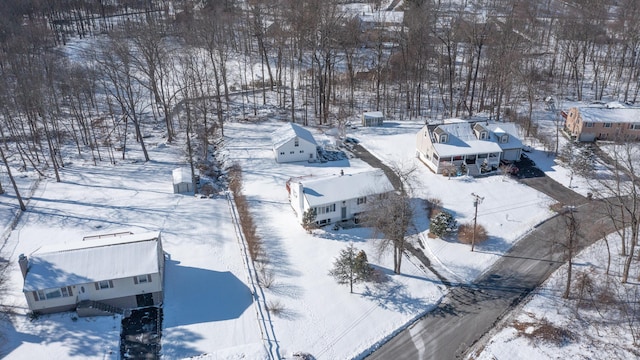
xmin=362 ymin=111 xmax=384 ymax=127
xmin=172 ymin=167 xmax=194 ymax=194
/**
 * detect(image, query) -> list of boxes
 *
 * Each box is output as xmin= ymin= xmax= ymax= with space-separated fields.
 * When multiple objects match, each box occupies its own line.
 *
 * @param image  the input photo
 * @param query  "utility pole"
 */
xmin=471 ymin=193 xmax=484 ymax=252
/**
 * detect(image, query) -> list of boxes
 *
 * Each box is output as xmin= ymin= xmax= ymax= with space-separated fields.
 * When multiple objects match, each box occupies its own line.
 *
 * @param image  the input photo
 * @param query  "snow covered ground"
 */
xmin=0 ymin=139 xmax=265 ymax=359
xmin=0 ymin=102 xmax=632 ymax=360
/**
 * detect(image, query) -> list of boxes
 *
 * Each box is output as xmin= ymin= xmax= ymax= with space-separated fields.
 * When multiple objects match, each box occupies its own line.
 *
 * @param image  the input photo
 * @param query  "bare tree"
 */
xmin=590 ymin=142 xmax=640 ymax=283
xmin=95 ymin=34 xmax=150 ymax=162
xmin=361 ymin=164 xmax=416 ymax=274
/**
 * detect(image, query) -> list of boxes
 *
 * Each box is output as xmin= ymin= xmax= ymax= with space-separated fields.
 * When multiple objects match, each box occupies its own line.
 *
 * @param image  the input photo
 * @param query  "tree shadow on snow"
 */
xmin=360 ymin=266 xmax=431 ymax=315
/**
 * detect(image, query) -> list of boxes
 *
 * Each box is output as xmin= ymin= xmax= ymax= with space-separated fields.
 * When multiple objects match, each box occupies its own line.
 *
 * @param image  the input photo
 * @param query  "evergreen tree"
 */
xmin=302 ymin=208 xmax=317 ymax=233
xmin=329 ymin=244 xmax=373 ymax=293
xmin=430 ymin=210 xmax=457 ymax=238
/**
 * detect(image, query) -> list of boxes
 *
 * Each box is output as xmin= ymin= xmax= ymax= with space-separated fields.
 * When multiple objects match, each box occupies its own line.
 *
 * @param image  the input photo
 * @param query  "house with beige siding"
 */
xmin=564 ymin=103 xmax=640 ymax=142
xmin=20 ymin=231 xmax=164 ymax=316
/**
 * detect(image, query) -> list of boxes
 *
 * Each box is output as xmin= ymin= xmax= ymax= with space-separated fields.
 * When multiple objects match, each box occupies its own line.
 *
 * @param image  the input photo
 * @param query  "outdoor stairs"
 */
xmin=76 ymin=300 xmax=125 ymax=316
xmin=467 ymin=164 xmax=481 ymax=176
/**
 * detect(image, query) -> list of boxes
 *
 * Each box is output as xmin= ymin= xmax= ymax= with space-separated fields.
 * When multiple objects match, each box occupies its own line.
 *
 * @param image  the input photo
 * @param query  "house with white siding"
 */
xmin=416 ymin=119 xmax=523 ymax=175
xmin=287 ymin=169 xmax=394 ymax=226
xmin=20 ymin=231 xmax=164 ymax=316
xmin=272 ymin=122 xmax=318 ymax=163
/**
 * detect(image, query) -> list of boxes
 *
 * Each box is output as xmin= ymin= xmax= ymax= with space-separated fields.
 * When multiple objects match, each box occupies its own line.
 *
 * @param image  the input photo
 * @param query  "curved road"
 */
xmin=353 ymin=145 xmax=618 ymax=359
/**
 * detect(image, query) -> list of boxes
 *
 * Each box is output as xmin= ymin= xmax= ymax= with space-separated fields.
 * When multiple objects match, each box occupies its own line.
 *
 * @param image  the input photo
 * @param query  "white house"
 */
xmin=172 ymin=167 xmax=194 ymax=194
xmin=287 ymin=169 xmax=394 ymax=226
xmin=362 ymin=111 xmax=385 ymax=127
xmin=416 ymin=119 xmax=523 ymax=175
xmin=20 ymin=231 xmax=164 ymax=316
xmin=272 ymin=122 xmax=318 ymax=163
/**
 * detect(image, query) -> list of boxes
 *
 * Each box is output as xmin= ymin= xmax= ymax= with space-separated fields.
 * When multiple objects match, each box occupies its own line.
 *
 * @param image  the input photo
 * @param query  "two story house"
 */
xmin=564 ymin=103 xmax=640 ymax=142
xmin=416 ymin=119 xmax=523 ymax=175
xmin=20 ymin=231 xmax=164 ymax=316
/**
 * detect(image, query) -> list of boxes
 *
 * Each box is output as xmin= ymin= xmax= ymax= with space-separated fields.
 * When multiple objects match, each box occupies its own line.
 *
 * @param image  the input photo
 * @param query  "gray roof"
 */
xmin=24 ymin=232 xmax=162 ymax=291
xmin=297 ymin=169 xmax=394 ymax=207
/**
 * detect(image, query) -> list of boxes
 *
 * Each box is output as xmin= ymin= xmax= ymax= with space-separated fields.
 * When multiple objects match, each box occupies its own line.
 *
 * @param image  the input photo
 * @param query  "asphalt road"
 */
xmin=367 ymin=197 xmax=616 ymax=359
xmin=351 ymin=145 xmax=618 ymax=360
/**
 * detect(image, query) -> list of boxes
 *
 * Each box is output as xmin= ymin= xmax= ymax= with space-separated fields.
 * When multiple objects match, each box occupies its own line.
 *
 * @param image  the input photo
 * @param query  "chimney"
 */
xmin=18 ymin=254 xmax=28 ymax=279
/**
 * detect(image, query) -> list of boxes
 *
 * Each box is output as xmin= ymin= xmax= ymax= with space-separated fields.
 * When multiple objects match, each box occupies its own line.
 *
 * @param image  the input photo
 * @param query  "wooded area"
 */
xmin=0 ymin=0 xmax=639 ymax=178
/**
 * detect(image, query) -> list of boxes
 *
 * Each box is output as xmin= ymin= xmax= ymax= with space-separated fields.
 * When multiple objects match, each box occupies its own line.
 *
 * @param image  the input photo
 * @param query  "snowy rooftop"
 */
xmin=358 ymin=11 xmax=404 ymax=24
xmin=172 ymin=167 xmax=192 ymax=184
xmin=272 ymin=122 xmax=318 ymax=148
xmin=485 ymin=122 xmax=523 ymax=149
xmin=577 ymin=104 xmax=640 ymax=123
xmin=363 ymin=111 xmax=384 ymax=119
xmin=430 ymin=123 xmax=503 ymax=157
xmin=24 ymin=231 xmax=161 ymax=291
xmin=297 ymin=169 xmax=394 ymax=207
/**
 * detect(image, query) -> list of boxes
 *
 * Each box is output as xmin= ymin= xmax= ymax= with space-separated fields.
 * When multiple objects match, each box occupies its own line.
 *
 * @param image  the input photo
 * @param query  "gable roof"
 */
xmin=430 ymin=123 xmax=502 ymax=157
xmin=485 ymin=122 xmax=523 ymax=149
xmin=577 ymin=106 xmax=640 ymax=124
xmin=23 ymin=232 xmax=162 ymax=292
xmin=272 ymin=122 xmax=318 ymax=149
xmin=297 ymin=169 xmax=394 ymax=207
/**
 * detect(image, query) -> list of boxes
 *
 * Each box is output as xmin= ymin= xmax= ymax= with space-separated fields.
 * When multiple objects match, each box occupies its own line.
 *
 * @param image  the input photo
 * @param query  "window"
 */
xmin=33 ymin=286 xmax=73 ymax=301
xmin=357 ymin=197 xmax=367 ymax=205
xmin=134 ymin=274 xmax=152 ymax=284
xmin=585 ymin=122 xmax=594 ymax=128
xmin=501 ymin=135 xmax=508 ymax=143
xmin=480 ymin=132 xmax=487 ymax=140
xmin=631 ymin=123 xmax=640 ymax=130
xmin=294 ymin=138 xmax=299 ymax=147
xmin=440 ymin=134 xmax=448 ymax=143
xmin=280 ymin=151 xmax=285 ymax=155
xmin=95 ymin=280 xmax=114 ymax=290
xmin=603 ymin=123 xmax=612 ymax=128
xmin=315 ymin=204 xmax=336 ymax=215
xmin=433 ymin=153 xmax=439 ymax=161
xmin=290 ymin=151 xmax=295 ymax=154
xmin=299 ymin=150 xmax=304 ymax=153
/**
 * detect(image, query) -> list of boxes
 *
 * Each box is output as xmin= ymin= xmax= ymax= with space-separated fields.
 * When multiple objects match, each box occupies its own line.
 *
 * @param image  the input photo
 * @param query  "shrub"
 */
xmin=228 ymin=163 xmax=264 ymax=261
xmin=425 ymin=197 xmax=443 ymax=218
xmin=458 ymin=222 xmax=488 ymax=244
xmin=429 ymin=210 xmax=457 ymax=238
xmin=266 ymin=300 xmax=285 ymax=316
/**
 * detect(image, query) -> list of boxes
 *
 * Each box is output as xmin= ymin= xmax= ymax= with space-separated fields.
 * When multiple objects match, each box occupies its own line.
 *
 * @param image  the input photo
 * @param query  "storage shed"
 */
xmin=362 ymin=111 xmax=384 ymax=127
xmin=172 ymin=167 xmax=194 ymax=194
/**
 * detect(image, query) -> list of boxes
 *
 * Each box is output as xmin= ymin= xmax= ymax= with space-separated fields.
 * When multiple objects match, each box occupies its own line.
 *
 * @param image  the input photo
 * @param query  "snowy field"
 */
xmin=0 ymin=138 xmax=265 ymax=359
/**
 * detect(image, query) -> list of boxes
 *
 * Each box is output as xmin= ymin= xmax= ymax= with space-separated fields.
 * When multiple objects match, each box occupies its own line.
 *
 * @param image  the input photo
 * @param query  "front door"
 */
xmin=341 ymin=206 xmax=347 ymax=220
